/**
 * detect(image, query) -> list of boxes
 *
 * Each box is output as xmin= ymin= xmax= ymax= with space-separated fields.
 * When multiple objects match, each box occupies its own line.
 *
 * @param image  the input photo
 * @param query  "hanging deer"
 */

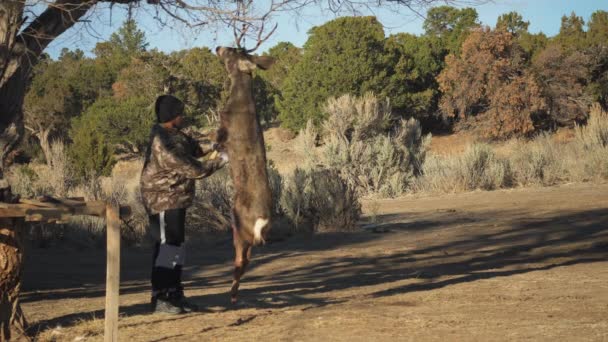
xmin=215 ymin=24 xmax=276 ymax=303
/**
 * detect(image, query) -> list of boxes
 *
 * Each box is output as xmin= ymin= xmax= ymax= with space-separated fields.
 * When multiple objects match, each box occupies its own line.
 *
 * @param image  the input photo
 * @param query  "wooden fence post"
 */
xmin=104 ymin=204 xmax=120 ymax=342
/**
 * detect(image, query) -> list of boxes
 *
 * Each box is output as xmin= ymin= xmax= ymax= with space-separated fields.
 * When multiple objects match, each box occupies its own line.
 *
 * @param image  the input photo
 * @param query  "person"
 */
xmin=140 ymin=95 xmax=228 ymax=314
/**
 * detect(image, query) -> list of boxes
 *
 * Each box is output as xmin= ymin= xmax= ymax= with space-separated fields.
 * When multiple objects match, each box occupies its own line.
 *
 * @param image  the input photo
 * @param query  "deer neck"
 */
xmin=228 ymin=72 xmax=254 ymax=108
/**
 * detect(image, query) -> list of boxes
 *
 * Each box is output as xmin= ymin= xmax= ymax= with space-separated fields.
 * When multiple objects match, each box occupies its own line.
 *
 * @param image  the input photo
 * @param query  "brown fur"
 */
xmin=215 ymin=47 xmax=275 ymax=303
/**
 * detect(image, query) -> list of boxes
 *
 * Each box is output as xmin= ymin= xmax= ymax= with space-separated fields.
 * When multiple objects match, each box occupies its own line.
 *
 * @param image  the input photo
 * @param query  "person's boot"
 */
xmin=172 ymin=290 xmax=198 ymax=313
xmin=152 ymin=292 xmax=185 ymax=315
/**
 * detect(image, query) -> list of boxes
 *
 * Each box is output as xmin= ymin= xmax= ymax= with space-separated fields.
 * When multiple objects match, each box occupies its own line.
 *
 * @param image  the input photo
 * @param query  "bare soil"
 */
xmin=22 ymin=183 xmax=608 ymax=341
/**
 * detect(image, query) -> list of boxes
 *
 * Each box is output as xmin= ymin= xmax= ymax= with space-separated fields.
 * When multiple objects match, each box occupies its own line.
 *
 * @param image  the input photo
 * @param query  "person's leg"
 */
xmin=150 ymin=209 xmax=186 ymax=314
xmin=162 ymin=209 xmax=198 ymax=312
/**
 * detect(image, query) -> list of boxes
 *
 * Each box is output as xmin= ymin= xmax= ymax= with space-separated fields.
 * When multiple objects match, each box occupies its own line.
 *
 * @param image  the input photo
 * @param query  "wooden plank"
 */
xmin=0 ymin=207 xmax=26 ymax=217
xmin=19 ymin=199 xmax=55 ymax=207
xmin=104 ymin=204 xmax=121 ymax=342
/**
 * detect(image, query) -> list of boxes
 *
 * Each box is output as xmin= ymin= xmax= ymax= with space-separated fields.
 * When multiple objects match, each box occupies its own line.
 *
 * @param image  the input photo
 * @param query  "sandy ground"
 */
xmin=21 ymin=182 xmax=608 ymax=341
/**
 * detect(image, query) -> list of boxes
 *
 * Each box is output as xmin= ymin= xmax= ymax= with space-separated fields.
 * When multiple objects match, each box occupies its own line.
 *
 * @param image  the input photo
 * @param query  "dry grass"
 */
xmin=416 ymin=105 xmax=608 ymax=193
xmin=414 ymin=143 xmax=511 ymax=193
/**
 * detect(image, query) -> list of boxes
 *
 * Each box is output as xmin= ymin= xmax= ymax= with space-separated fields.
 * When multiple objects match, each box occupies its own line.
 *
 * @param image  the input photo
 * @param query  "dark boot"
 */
xmin=151 ymin=293 xmax=185 ymax=315
xmin=172 ymin=290 xmax=198 ymax=313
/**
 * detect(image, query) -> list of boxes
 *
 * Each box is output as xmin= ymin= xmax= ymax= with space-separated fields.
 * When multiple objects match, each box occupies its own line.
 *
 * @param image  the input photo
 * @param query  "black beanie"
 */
xmin=155 ymin=95 xmax=184 ymax=123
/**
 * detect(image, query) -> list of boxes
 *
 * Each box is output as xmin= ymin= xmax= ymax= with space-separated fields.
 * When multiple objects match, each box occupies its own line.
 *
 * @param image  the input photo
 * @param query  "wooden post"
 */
xmin=104 ymin=204 xmax=120 ymax=342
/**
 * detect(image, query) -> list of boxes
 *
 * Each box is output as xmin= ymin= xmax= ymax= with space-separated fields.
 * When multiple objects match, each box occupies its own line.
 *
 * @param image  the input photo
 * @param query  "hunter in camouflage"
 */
xmin=140 ymin=124 xmax=223 ymax=214
xmin=140 ymin=95 xmax=227 ymax=315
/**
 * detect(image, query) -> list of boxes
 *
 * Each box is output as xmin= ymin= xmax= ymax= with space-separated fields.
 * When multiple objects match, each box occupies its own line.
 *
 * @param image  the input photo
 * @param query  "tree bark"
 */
xmin=0 ymin=218 xmax=28 ymax=341
xmin=38 ymin=128 xmax=52 ymax=167
xmin=0 ymin=3 xmax=96 ymax=340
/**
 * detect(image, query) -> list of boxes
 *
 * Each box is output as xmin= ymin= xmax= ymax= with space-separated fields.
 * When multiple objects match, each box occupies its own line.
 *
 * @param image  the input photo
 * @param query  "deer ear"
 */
xmin=238 ymin=59 xmax=257 ymax=72
xmin=251 ymin=56 xmax=275 ymax=70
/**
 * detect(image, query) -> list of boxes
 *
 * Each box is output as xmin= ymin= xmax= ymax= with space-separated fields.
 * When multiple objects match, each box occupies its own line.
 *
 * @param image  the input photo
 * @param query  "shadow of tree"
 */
xmin=23 ymin=207 xmax=608 ymax=336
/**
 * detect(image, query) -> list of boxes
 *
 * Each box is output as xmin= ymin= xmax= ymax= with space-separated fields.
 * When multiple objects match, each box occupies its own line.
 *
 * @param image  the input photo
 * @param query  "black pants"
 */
xmin=149 ymin=208 xmax=186 ymax=295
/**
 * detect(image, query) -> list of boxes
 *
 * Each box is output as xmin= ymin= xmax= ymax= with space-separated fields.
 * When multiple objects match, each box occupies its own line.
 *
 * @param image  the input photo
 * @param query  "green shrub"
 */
xmin=281 ymin=168 xmax=361 ymax=232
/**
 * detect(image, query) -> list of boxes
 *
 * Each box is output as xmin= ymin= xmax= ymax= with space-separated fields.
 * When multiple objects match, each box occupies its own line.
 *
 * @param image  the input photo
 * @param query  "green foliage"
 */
xmin=262 ymin=42 xmax=302 ymax=90
xmin=277 ymin=16 xmax=387 ymax=131
xmin=518 ymin=32 xmax=549 ymax=60
xmin=111 ymin=52 xmax=169 ymax=101
xmin=586 ymin=11 xmax=608 ymax=106
xmin=383 ymin=33 xmax=443 ymax=119
xmin=69 ymin=119 xmax=115 ymax=179
xmin=587 ymin=10 xmax=608 ymax=47
xmin=252 ymin=75 xmax=278 ymax=126
xmin=92 ymin=19 xmax=149 ymax=96
xmin=556 ymin=12 xmax=586 ymax=52
xmin=423 ymin=6 xmax=480 ymax=54
xmin=258 ymin=42 xmax=302 ymax=126
xmin=25 ymin=50 xmax=95 ymax=135
xmin=496 ymin=11 xmax=530 ymax=35
xmin=69 ymin=96 xmax=154 ymax=178
xmin=110 ymin=19 xmax=149 ymax=56
xmin=167 ymin=47 xmax=227 ymax=126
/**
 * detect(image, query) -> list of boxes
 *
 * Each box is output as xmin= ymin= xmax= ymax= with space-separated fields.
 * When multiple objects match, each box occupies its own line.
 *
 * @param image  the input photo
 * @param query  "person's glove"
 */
xmin=218 ymin=152 xmax=229 ymax=165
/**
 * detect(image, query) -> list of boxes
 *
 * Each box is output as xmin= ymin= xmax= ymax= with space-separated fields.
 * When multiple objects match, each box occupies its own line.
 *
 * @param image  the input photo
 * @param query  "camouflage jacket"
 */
xmin=140 ymin=124 xmax=222 ymax=214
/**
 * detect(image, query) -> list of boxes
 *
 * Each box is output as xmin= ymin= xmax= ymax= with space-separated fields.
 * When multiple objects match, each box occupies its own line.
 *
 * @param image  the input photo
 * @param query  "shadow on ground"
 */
xmin=23 ymin=206 xmax=608 ymax=335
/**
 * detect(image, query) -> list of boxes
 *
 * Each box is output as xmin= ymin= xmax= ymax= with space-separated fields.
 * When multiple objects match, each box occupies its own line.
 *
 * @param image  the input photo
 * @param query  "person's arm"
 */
xmin=153 ymin=135 xmax=222 ymax=179
xmin=184 ymin=130 xmax=217 ymax=158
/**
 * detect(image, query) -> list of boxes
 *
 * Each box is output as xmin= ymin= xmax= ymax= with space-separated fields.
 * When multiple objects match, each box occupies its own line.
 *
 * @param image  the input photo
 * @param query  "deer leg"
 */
xmin=230 ymin=242 xmax=251 ymax=304
xmin=230 ymin=224 xmax=252 ymax=304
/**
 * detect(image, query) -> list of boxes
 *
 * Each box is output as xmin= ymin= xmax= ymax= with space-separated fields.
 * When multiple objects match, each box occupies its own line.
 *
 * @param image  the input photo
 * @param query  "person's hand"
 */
xmin=219 ymin=152 xmax=229 ymax=164
xmin=217 ymin=153 xmax=228 ymax=168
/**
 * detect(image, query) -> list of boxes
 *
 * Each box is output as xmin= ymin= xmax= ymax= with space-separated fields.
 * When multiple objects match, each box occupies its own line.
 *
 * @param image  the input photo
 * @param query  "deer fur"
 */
xmin=215 ymin=46 xmax=275 ymax=304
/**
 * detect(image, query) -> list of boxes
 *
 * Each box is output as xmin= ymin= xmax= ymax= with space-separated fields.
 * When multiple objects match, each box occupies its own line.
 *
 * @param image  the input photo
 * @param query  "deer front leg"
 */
xmin=230 ymin=225 xmax=252 ymax=304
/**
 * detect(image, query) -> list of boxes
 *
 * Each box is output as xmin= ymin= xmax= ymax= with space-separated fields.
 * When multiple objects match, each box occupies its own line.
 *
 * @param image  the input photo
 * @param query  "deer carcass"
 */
xmin=215 ymin=46 xmax=275 ymax=304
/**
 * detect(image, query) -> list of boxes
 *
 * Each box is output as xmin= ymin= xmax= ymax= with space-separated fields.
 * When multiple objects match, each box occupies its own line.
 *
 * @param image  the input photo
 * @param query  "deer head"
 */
xmin=215 ymin=47 xmax=275 ymax=76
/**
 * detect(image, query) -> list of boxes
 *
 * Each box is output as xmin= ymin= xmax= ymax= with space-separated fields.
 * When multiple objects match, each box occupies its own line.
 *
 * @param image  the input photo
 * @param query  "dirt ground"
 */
xmin=21 ymin=182 xmax=608 ymax=341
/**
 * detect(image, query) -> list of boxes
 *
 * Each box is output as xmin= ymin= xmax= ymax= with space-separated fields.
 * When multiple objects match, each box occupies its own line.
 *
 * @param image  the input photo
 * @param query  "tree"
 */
xmin=588 ymin=46 xmax=608 ymax=107
xmin=556 ymin=12 xmax=586 ymax=52
xmin=277 ymin=16 xmax=387 ymax=131
xmin=92 ymin=19 xmax=149 ymax=99
xmin=383 ymin=33 xmax=444 ymax=121
xmin=423 ymin=6 xmax=480 ymax=55
xmin=496 ymin=11 xmax=529 ymax=35
xmin=587 ymin=10 xmax=608 ymax=47
xmin=168 ymin=47 xmax=227 ymax=126
xmin=532 ymin=44 xmax=592 ymax=128
xmin=518 ymin=32 xmax=549 ymax=60
xmin=69 ymin=96 xmax=154 ymax=178
xmin=262 ymin=42 xmax=302 ymax=90
xmin=0 ymin=1 xmax=488 ymax=338
xmin=23 ymin=50 xmax=88 ymax=165
xmin=111 ymin=52 xmax=169 ymax=101
xmin=438 ymin=28 xmax=546 ymax=139
xmin=253 ymin=42 xmax=302 ymax=127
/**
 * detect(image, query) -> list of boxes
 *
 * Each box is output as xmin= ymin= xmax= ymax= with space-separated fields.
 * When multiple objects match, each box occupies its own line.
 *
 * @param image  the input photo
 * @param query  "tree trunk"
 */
xmin=0 ymin=218 xmax=28 ymax=342
xmin=0 ymin=2 xmax=96 ymax=340
xmin=38 ymin=128 xmax=52 ymax=167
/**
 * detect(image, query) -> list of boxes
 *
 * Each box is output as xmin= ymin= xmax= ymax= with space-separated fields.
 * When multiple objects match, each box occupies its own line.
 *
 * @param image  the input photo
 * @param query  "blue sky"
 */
xmin=47 ymin=0 xmax=608 ymax=58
